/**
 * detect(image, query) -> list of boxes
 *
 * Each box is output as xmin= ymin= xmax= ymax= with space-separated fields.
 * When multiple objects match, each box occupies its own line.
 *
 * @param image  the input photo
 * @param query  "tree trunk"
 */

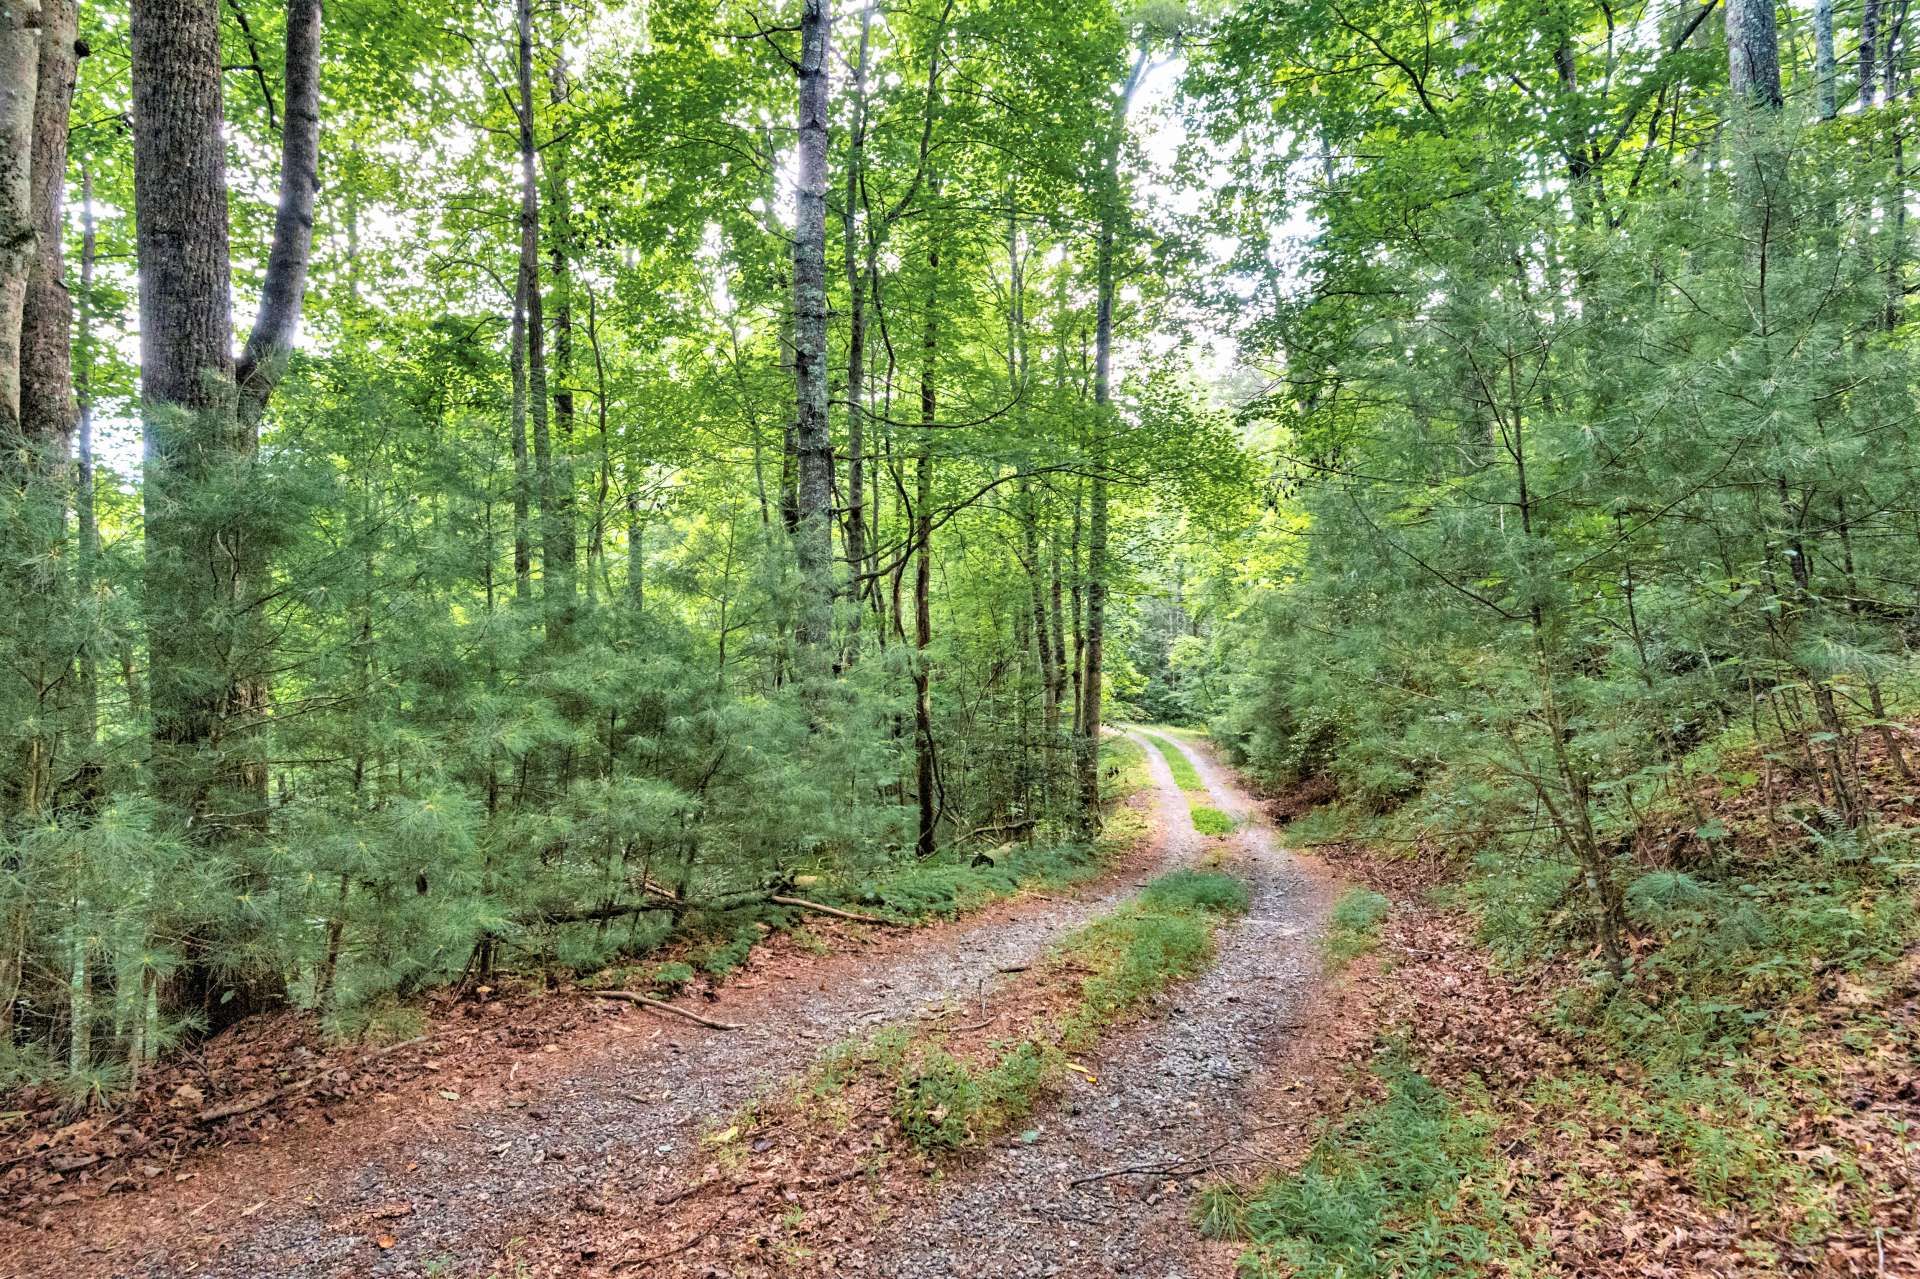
xmin=542 ymin=55 xmax=578 ymax=637
xmin=132 ymin=0 xmax=240 ymax=821
xmin=2 ymin=0 xmax=77 ymax=829
xmin=132 ymin=0 xmax=320 ymax=1029
xmin=1727 ymin=0 xmax=1783 ymax=108
xmin=234 ymin=0 xmax=321 ymax=431
xmin=1815 ymin=0 xmax=1838 ymax=119
xmin=76 ymin=163 xmax=98 ymax=739
xmin=914 ymin=222 xmax=940 ymax=858
xmin=19 ymin=0 xmax=75 ymax=454
xmin=516 ymin=0 xmax=550 ymax=611
xmin=842 ymin=4 xmax=874 ymax=642
xmin=0 ymin=0 xmax=40 ymax=431
xmin=792 ymin=0 xmax=835 ymax=669
xmin=1864 ymin=0 xmax=1884 ymax=110
xmin=1075 ymin=48 xmax=1150 ymax=831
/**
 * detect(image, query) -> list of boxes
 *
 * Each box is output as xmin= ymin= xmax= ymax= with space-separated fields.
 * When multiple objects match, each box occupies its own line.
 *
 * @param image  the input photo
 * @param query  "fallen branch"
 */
xmin=581 ymin=990 xmax=743 ymax=1031
xmin=769 ymin=894 xmax=901 ymax=926
xmin=616 ymin=1208 xmax=731 ymax=1271
xmin=195 ymin=1035 xmax=428 ymax=1125
xmin=1069 ymin=1136 xmax=1243 ymax=1189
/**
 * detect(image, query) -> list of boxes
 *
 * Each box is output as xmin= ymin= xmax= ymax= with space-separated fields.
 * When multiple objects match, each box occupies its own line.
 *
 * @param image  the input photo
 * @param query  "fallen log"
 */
xmin=768 ymin=894 xmax=901 ymax=926
xmin=579 ymin=990 xmax=743 ymax=1031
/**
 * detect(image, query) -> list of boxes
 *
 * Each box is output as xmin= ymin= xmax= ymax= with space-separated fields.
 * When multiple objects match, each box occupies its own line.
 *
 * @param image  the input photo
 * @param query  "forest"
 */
xmin=0 ymin=0 xmax=1916 ymax=1274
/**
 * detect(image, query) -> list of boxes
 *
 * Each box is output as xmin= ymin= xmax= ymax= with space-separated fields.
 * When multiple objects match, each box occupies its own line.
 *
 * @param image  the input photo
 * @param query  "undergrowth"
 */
xmin=1231 ymin=719 xmax=1920 ymax=1270
xmin=858 ymin=735 xmax=1153 ymax=921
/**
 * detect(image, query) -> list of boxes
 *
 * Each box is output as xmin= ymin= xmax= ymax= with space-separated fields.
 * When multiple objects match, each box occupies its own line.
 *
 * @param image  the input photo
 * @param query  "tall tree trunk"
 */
xmin=76 ymin=163 xmax=99 ymax=739
xmin=19 ymin=0 xmax=75 ymax=453
xmin=1075 ymin=47 xmax=1150 ymax=832
xmin=235 ymin=0 xmax=321 ymax=432
xmin=1727 ymin=0 xmax=1783 ymax=109
xmin=131 ymin=0 xmax=321 ymax=1029
xmin=516 ymin=0 xmax=550 ymax=610
xmin=914 ymin=217 xmax=940 ymax=858
xmin=510 ymin=268 xmax=532 ymax=598
xmin=227 ymin=0 xmax=321 ymax=821
xmin=1864 ymin=0 xmax=1884 ymax=109
xmin=3 ymin=0 xmax=77 ymax=827
xmin=1815 ymin=0 xmax=1838 ymax=119
xmin=792 ymin=0 xmax=835 ymax=670
xmin=542 ymin=55 xmax=578 ymax=637
xmin=132 ymin=0 xmax=241 ymax=821
xmin=842 ymin=4 xmax=874 ymax=642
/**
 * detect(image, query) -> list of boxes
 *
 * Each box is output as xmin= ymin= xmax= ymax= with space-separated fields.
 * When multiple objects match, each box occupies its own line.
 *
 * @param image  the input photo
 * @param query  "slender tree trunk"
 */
xmin=516 ymin=0 xmax=551 ymax=609
xmin=235 ymin=0 xmax=321 ymax=431
xmin=792 ymin=0 xmax=835 ymax=670
xmin=627 ymin=490 xmax=645 ymax=610
xmin=1815 ymin=0 xmax=1838 ymax=119
xmin=76 ymin=164 xmax=98 ymax=740
xmin=914 ymin=217 xmax=940 ymax=859
xmin=510 ymin=270 xmax=532 ymax=598
xmin=542 ymin=55 xmax=578 ymax=637
xmin=1076 ymin=48 xmax=1150 ymax=831
xmin=1864 ymin=0 xmax=1884 ymax=109
xmin=842 ymin=5 xmax=874 ymax=642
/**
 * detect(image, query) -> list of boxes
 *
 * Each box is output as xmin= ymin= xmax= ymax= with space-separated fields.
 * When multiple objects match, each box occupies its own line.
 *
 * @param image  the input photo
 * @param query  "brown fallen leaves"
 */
xmin=1291 ymin=827 xmax=1919 ymax=1279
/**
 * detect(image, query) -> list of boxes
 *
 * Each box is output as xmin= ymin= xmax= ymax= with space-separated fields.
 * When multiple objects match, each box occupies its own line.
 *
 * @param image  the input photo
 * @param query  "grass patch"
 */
xmin=1323 ymin=888 xmax=1390 ymax=970
xmin=1142 ymin=731 xmax=1206 ymax=790
xmin=1200 ymin=1059 xmax=1533 ymax=1278
xmin=1191 ymin=805 xmax=1236 ymax=837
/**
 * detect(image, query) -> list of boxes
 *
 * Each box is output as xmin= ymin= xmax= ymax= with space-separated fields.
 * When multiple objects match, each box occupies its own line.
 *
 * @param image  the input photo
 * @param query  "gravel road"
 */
xmin=851 ymin=730 xmax=1334 ymax=1279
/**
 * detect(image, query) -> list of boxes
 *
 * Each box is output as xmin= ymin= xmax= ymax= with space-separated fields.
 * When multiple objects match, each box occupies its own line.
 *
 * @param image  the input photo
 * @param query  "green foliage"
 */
xmin=1101 ymin=734 xmax=1152 ymax=802
xmin=1207 ymin=1063 xmax=1532 ymax=1278
xmin=1322 ymin=889 xmax=1390 ymax=970
xmin=649 ymin=962 xmax=696 ymax=996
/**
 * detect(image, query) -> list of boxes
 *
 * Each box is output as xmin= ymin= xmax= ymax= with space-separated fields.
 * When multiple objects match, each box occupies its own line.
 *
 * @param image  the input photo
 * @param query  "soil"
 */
xmin=0 ymin=735 xmax=1338 ymax=1279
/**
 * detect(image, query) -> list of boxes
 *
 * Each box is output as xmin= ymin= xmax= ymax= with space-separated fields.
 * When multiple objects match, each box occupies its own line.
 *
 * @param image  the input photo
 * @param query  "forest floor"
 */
xmin=0 ymin=734 xmax=1339 ymax=1279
